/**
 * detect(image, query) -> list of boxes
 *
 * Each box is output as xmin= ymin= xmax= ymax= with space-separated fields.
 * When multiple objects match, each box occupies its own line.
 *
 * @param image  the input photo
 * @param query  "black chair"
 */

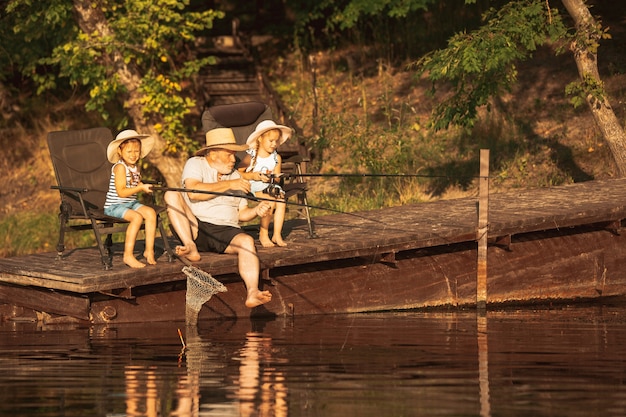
xmin=201 ymin=101 xmax=315 ymax=238
xmin=47 ymin=127 xmax=174 ymax=269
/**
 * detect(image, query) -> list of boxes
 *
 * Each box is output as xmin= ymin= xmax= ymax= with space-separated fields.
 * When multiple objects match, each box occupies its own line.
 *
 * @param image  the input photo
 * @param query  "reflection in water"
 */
xmin=113 ymin=324 xmax=291 ymax=416
xmin=124 ymin=367 xmax=159 ymax=417
xmin=170 ymin=371 xmax=199 ymax=417
xmin=122 ymin=362 xmax=201 ymax=416
xmin=477 ymin=314 xmax=491 ymax=417
xmin=2 ymin=306 xmax=626 ymax=416
xmin=235 ymin=332 xmax=288 ymax=417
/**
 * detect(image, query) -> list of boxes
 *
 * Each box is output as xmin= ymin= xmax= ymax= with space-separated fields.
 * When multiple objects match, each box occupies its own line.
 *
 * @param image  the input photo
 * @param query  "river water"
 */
xmin=1 ymin=303 xmax=626 ymax=417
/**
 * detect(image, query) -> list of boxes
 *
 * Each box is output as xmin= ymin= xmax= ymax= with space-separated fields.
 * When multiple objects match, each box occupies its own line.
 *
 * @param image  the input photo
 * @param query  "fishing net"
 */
xmin=183 ymin=265 xmax=227 ymax=326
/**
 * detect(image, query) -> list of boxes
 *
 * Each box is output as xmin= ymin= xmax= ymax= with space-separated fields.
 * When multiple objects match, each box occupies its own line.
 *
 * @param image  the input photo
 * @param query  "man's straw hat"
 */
xmin=195 ymin=128 xmax=249 ymax=156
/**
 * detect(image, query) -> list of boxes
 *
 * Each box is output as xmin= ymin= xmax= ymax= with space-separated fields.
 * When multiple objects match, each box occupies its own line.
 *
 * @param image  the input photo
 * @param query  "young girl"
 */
xmin=241 ymin=120 xmax=293 ymax=247
xmin=104 ymin=129 xmax=157 ymax=268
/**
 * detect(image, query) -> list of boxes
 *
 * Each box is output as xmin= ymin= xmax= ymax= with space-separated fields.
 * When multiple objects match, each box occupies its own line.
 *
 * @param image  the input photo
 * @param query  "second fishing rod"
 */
xmin=150 ymin=185 xmax=409 ymax=234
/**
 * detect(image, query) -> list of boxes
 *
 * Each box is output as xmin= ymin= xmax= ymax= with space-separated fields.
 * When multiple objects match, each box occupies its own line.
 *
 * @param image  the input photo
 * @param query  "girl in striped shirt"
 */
xmin=104 ymin=130 xmax=156 ymax=268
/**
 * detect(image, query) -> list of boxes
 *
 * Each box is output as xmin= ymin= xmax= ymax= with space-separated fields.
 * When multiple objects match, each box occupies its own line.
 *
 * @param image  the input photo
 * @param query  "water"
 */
xmin=2 ymin=304 xmax=626 ymax=417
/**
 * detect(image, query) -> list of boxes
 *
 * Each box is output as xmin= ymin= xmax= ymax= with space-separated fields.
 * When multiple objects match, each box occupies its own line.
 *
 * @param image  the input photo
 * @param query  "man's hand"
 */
xmin=227 ymin=178 xmax=252 ymax=194
xmin=255 ymin=201 xmax=272 ymax=217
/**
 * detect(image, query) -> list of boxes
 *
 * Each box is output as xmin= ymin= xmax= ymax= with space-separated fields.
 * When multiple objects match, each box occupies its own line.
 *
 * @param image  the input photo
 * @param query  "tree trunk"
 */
xmin=561 ymin=0 xmax=626 ymax=177
xmin=72 ymin=0 xmax=186 ymax=186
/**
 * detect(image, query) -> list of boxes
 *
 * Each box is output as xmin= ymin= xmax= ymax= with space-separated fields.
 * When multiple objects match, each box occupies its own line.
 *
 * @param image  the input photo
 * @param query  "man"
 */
xmin=164 ymin=128 xmax=273 ymax=308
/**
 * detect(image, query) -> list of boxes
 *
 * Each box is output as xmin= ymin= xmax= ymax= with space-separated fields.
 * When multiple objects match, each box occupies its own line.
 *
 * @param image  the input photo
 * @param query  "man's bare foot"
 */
xmin=260 ymin=238 xmax=275 ymax=248
xmin=245 ymin=289 xmax=272 ymax=308
xmin=175 ymin=245 xmax=201 ymax=262
xmin=272 ymin=238 xmax=287 ymax=247
xmin=124 ymin=255 xmax=146 ymax=269
xmin=144 ymin=251 xmax=157 ymax=265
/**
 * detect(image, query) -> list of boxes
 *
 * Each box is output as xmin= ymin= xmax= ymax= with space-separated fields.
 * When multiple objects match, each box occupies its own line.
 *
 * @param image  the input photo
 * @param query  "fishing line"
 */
xmin=152 ymin=182 xmax=482 ymax=242
xmin=271 ymin=173 xmax=490 ymax=180
xmin=152 ymin=179 xmax=468 ymax=237
xmin=152 ymin=186 xmax=404 ymax=231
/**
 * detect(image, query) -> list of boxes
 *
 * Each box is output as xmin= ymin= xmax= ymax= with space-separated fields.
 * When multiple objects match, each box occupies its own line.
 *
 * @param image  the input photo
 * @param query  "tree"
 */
xmin=416 ymin=0 xmax=626 ymax=177
xmin=3 ymin=0 xmax=224 ymax=186
xmin=561 ymin=0 xmax=626 ymax=176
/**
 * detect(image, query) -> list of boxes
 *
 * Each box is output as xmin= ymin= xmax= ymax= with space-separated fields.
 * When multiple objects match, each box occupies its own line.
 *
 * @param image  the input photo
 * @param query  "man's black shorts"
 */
xmin=194 ymin=219 xmax=242 ymax=254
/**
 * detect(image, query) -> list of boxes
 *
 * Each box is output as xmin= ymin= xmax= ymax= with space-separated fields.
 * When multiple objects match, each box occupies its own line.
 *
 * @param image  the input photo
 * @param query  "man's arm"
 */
xmin=184 ymin=177 xmax=252 ymax=201
xmin=238 ymin=199 xmax=273 ymax=222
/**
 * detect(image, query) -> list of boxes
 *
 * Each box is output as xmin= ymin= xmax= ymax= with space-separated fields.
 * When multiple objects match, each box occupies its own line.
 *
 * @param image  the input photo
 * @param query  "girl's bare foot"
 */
xmin=272 ymin=238 xmax=287 ymax=247
xmin=245 ymin=289 xmax=272 ymax=308
xmin=260 ymin=238 xmax=275 ymax=248
xmin=144 ymin=251 xmax=157 ymax=265
xmin=124 ymin=254 xmax=146 ymax=269
xmin=175 ymin=245 xmax=201 ymax=262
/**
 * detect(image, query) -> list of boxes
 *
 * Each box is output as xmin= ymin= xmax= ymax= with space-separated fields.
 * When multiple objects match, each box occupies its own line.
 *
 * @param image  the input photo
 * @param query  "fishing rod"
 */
xmin=276 ymin=173 xmax=441 ymax=178
xmin=151 ymin=185 xmax=384 ymax=222
xmin=268 ymin=172 xmax=489 ymax=180
xmin=152 ymin=185 xmax=428 ymax=238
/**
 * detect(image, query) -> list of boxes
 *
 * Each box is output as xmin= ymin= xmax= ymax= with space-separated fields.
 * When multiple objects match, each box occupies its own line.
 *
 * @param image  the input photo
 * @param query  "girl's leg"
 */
xmin=256 ymin=192 xmax=275 ymax=247
xmin=137 ymin=205 xmax=157 ymax=265
xmin=123 ymin=209 xmax=147 ymax=268
xmin=272 ymin=200 xmax=287 ymax=247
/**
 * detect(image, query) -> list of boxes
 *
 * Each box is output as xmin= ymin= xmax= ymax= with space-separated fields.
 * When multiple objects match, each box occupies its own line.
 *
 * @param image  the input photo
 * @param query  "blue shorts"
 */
xmin=104 ymin=200 xmax=145 ymax=219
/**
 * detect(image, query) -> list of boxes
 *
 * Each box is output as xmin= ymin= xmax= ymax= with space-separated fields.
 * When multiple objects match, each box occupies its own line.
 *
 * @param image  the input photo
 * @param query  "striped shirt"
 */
xmin=104 ymin=161 xmax=141 ymax=209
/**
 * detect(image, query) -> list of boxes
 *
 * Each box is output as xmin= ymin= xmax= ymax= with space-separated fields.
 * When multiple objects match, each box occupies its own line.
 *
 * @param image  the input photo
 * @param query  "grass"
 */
xmin=0 ymin=212 xmax=94 ymax=258
xmin=0 ymin=210 xmax=171 ymax=258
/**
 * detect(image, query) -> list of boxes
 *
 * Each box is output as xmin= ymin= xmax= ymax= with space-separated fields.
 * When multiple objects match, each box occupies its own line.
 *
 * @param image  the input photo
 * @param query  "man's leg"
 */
xmin=225 ymin=233 xmax=272 ymax=308
xmin=164 ymin=191 xmax=201 ymax=261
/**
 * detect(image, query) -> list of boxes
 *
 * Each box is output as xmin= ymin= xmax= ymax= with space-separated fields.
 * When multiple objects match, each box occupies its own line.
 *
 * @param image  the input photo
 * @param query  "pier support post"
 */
xmin=477 ymin=149 xmax=490 ymax=310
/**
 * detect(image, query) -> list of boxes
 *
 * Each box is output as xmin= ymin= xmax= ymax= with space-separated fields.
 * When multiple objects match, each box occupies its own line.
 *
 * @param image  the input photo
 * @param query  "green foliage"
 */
xmin=2 ymin=1 xmax=74 ymax=84
xmin=329 ymin=0 xmax=435 ymax=30
xmin=138 ymin=65 xmax=213 ymax=153
xmin=564 ymin=13 xmax=612 ymax=110
xmin=4 ymin=0 xmax=223 ymax=150
xmin=287 ymin=0 xmax=438 ymax=54
xmin=565 ymin=73 xmax=607 ymax=109
xmin=414 ymin=0 xmax=568 ymax=130
xmin=288 ymin=0 xmax=434 ymax=32
xmin=571 ymin=15 xmax=611 ymax=54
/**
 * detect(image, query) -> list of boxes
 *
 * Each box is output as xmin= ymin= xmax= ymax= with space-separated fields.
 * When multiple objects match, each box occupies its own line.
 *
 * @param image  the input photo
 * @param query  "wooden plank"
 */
xmin=0 ymin=283 xmax=90 ymax=320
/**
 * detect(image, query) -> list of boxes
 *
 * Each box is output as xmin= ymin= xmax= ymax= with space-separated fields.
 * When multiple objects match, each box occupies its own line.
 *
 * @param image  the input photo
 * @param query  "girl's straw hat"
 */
xmin=246 ymin=120 xmax=292 ymax=147
xmin=107 ymin=130 xmax=155 ymax=163
xmin=195 ymin=128 xmax=249 ymax=156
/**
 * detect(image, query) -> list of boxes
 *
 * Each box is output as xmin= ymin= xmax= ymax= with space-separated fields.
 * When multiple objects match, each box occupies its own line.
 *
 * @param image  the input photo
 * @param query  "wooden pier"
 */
xmin=1 ymin=178 xmax=626 ymax=324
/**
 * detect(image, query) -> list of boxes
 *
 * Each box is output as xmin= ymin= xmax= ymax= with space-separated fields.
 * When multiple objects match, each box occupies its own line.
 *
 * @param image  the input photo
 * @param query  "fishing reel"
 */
xmin=264 ymin=173 xmax=286 ymax=199
xmin=265 ymin=183 xmax=285 ymax=199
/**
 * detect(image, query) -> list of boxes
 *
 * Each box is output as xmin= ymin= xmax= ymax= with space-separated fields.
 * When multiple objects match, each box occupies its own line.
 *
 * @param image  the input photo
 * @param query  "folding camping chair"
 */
xmin=47 ymin=127 xmax=174 ymax=269
xmin=201 ymin=101 xmax=315 ymax=238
